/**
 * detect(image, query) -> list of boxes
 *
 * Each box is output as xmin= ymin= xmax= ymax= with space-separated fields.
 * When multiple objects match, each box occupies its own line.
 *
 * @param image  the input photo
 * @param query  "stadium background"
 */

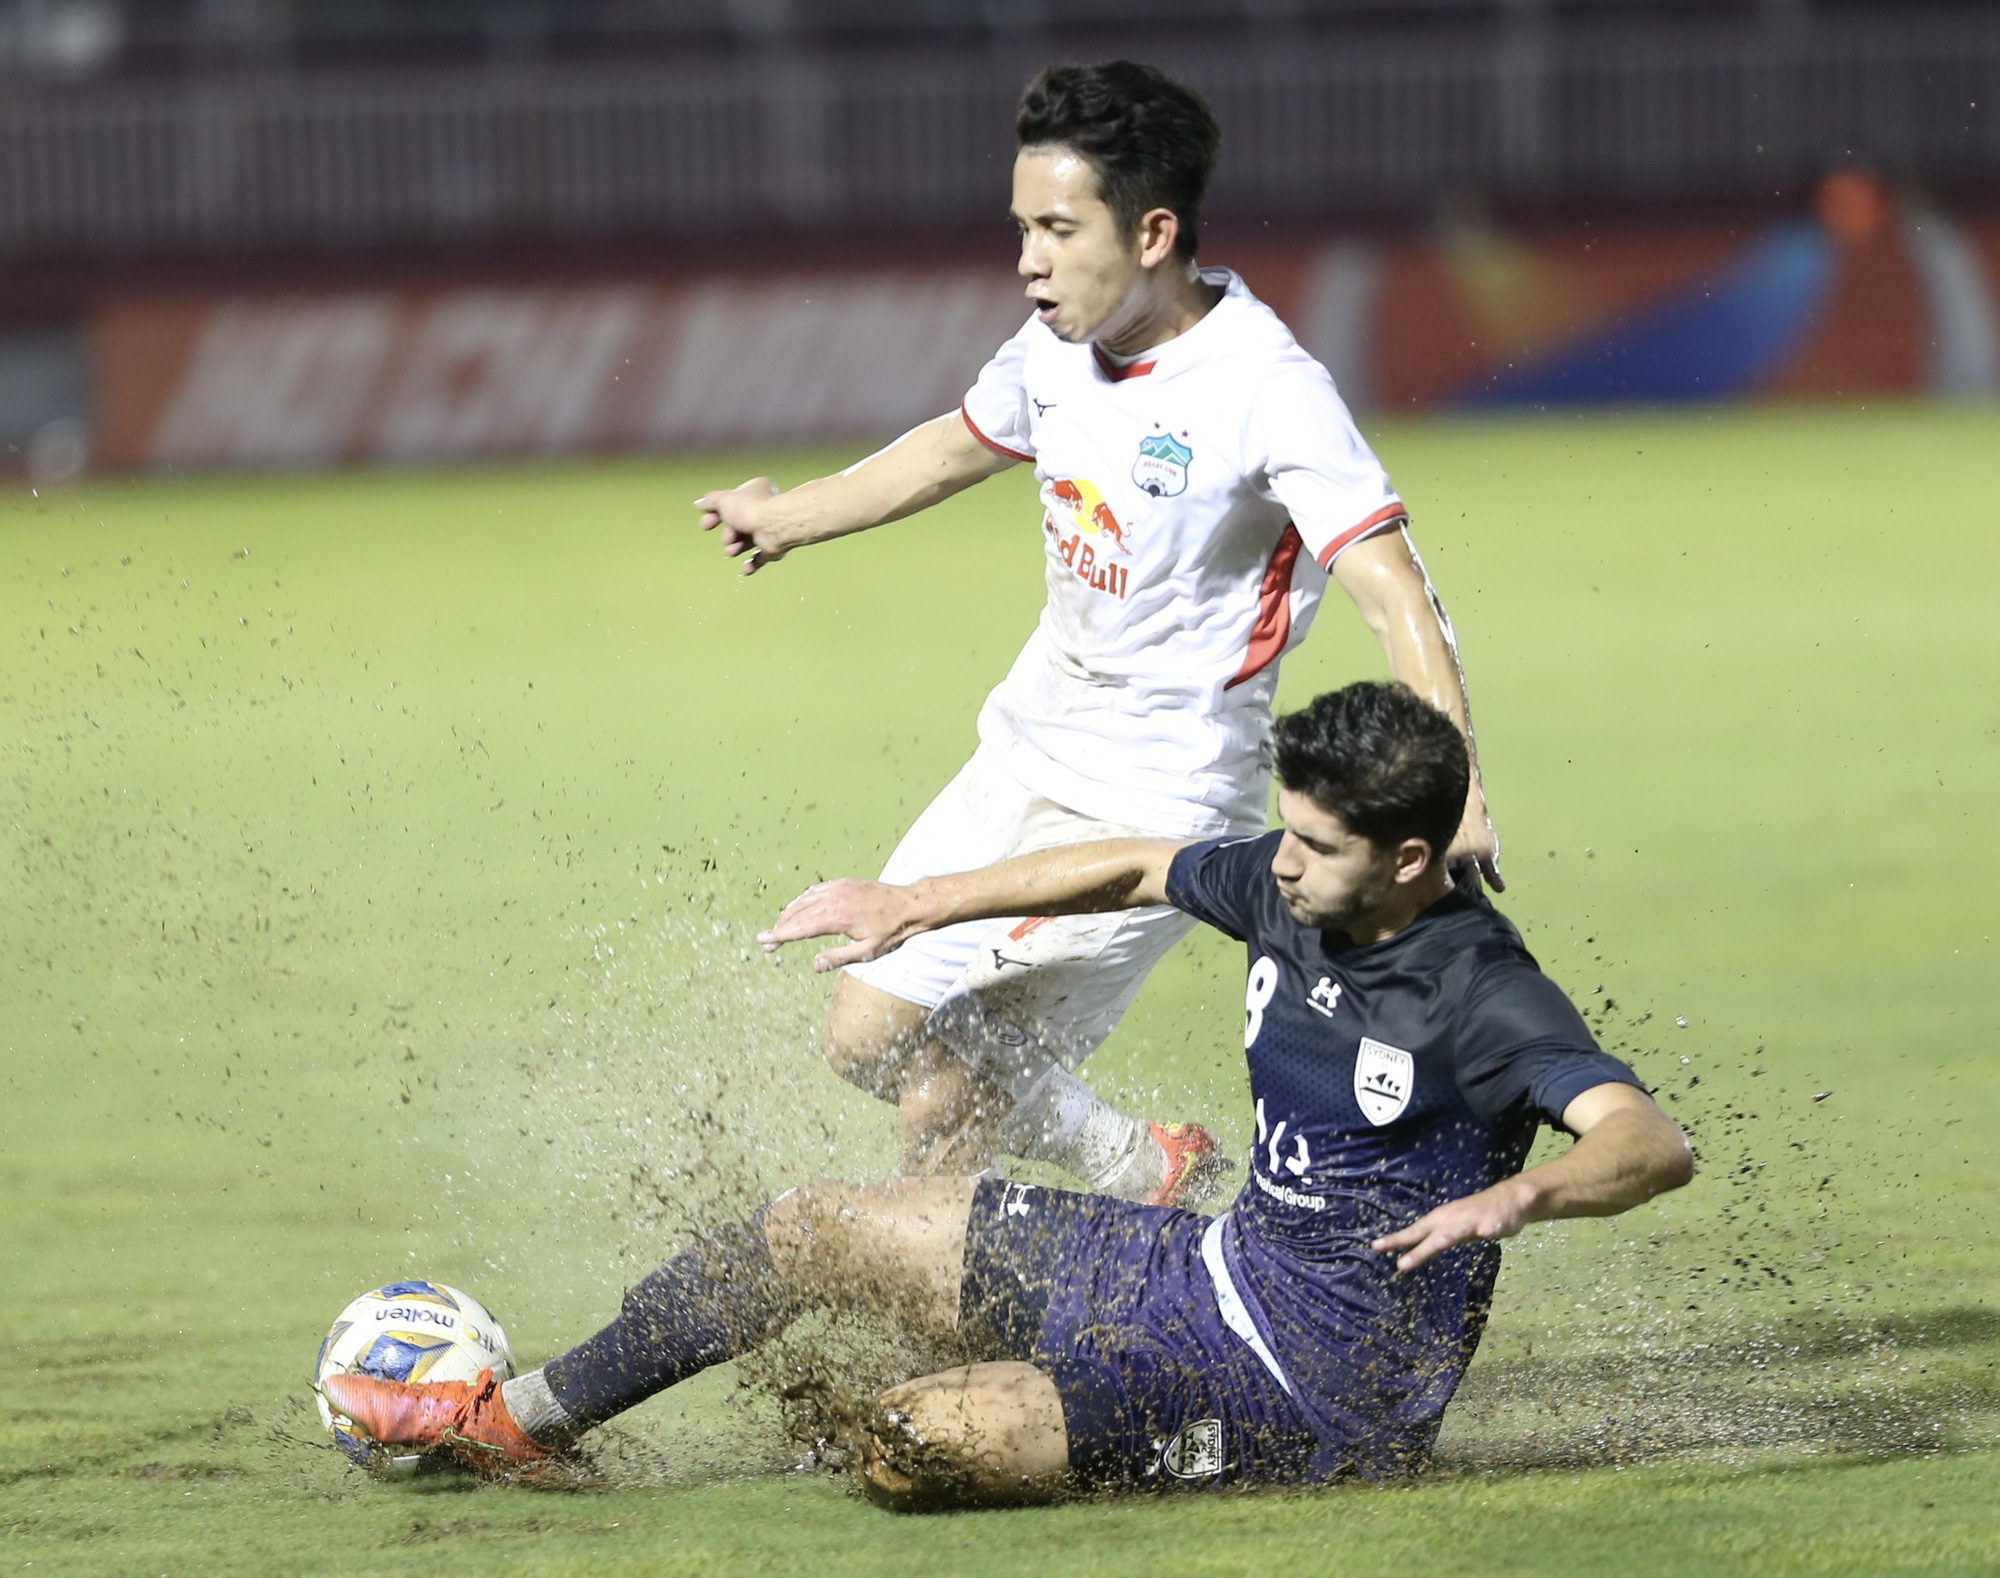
xmin=3 ymin=5 xmax=1998 ymax=1575
xmin=4 ymin=0 xmax=2000 ymax=476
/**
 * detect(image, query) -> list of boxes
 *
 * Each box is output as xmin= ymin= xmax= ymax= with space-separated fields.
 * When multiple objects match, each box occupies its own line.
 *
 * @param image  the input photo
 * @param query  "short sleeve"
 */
xmin=960 ymin=318 xmax=1038 ymax=463
xmin=1452 ymin=964 xmax=1645 ymax=1130
xmin=1164 ymin=832 xmax=1280 ymax=942
xmin=1253 ymin=364 xmax=1407 ymax=571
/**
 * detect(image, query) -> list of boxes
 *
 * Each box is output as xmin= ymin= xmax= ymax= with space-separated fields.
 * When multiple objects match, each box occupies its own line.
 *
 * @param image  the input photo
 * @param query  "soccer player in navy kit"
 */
xmin=325 ymin=684 xmax=1691 ymax=1499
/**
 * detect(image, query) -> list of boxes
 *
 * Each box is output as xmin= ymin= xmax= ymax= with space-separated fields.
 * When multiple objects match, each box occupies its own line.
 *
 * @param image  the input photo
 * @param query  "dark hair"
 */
xmin=1016 ymin=62 xmax=1220 ymax=262
xmin=1273 ymin=682 xmax=1469 ymax=865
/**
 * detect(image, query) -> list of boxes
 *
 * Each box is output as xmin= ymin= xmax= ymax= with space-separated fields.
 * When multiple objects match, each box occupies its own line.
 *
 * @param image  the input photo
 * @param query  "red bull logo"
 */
xmin=1041 ymin=475 xmax=1134 ymax=601
xmin=1044 ymin=477 xmax=1131 ymax=553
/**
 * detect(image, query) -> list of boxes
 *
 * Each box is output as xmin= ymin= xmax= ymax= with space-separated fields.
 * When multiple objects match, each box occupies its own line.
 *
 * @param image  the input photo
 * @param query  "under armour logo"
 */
xmin=1308 ymin=977 xmax=1342 ymax=1017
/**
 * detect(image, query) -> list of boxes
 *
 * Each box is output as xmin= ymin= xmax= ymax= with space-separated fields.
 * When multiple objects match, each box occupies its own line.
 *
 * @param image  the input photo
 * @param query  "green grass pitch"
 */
xmin=3 ymin=402 xmax=1997 ymax=1575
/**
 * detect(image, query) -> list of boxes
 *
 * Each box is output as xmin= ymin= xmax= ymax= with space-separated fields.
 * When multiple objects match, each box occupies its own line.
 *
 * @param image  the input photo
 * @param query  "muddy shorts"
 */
xmin=958 ymin=1178 xmax=1328 ymax=1490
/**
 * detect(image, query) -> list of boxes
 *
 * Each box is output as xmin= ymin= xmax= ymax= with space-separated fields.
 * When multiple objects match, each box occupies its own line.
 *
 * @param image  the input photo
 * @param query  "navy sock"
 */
xmin=542 ymin=1208 xmax=791 ymax=1427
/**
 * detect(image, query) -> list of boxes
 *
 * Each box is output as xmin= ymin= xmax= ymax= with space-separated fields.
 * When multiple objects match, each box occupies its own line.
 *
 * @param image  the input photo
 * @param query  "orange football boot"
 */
xmin=1147 ymin=1121 xmax=1227 ymax=1208
xmin=321 ymin=1368 xmax=555 ymax=1475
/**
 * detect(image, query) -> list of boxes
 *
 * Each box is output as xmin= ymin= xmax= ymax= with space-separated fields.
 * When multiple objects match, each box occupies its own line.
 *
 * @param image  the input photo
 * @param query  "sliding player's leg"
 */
xmin=327 ymin=1176 xmax=1324 ymax=1503
xmin=852 ymin=1181 xmax=1333 ymax=1507
xmin=856 ymin=1362 xmax=1070 ymax=1509
xmin=321 ymin=1178 xmax=978 ymax=1474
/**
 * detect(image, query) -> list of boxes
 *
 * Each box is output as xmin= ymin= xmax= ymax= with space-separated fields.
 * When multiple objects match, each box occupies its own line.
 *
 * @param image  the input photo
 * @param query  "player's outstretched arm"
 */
xmin=696 ymin=411 xmax=1015 ymax=576
xmin=1371 ymin=1083 xmax=1694 ymax=1272
xmin=758 ymin=838 xmax=1189 ymax=972
xmin=1331 ymin=529 xmax=1503 ymax=890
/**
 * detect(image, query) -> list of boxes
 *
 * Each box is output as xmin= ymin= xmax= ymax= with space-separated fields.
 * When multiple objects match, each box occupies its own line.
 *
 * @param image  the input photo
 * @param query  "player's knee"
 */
xmin=855 ymin=1386 xmax=986 ymax=1511
xmin=822 ymin=984 xmax=925 ymax=1098
xmin=761 ymin=1179 xmax=888 ymax=1294
xmin=822 ymin=1018 xmax=896 ymax=1096
xmin=855 ymin=1368 xmax=1067 ymax=1512
xmin=897 ymin=1053 xmax=985 ymax=1135
xmin=761 ymin=1180 xmax=840 ymax=1276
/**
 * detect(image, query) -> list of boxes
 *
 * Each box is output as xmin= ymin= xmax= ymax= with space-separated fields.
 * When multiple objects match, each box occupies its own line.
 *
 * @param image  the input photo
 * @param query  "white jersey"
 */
xmin=959 ymin=268 xmax=1406 ymax=837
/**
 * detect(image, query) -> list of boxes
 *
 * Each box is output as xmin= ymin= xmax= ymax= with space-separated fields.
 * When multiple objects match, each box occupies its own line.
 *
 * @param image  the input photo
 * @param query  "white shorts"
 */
xmin=845 ymin=744 xmax=1202 ymax=1099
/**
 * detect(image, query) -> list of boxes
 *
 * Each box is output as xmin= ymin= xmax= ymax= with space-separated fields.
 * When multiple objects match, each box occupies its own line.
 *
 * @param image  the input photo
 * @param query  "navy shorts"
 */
xmin=959 ymin=1179 xmax=1324 ymax=1490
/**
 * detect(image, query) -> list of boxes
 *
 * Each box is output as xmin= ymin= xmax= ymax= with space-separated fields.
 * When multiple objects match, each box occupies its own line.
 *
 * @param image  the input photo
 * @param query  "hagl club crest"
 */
xmin=1353 ymin=1037 xmax=1415 ymax=1126
xmin=1133 ymin=431 xmax=1192 ymax=497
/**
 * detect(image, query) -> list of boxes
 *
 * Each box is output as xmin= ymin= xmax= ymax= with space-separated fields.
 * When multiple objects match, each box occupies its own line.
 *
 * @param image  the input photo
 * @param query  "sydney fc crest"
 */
xmin=1133 ymin=431 xmax=1192 ymax=497
xmin=1157 ymin=1418 xmax=1224 ymax=1479
xmin=1353 ymin=1038 xmax=1415 ymax=1126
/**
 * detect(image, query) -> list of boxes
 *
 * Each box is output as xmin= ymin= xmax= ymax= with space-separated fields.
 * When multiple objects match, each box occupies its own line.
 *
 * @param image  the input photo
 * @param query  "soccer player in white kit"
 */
xmin=698 ymin=62 xmax=1501 ymax=1204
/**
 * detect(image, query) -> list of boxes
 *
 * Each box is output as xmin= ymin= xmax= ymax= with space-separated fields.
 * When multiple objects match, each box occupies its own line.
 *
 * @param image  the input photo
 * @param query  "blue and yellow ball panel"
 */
xmin=329 ymin=1422 xmax=376 ymax=1467
xmin=357 ymin=1333 xmax=457 ymax=1383
xmin=312 ymin=1319 xmax=353 ymax=1383
xmin=371 ymin=1280 xmax=460 ymax=1310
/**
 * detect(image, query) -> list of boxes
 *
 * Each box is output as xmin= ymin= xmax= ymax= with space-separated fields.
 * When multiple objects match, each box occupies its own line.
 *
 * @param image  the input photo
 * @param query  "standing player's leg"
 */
xmin=825 ymin=973 xmax=1011 ymax=1176
xmin=822 ymin=973 xmax=931 ymax=1101
xmin=918 ymin=899 xmax=1222 ymax=1202
xmin=828 ymin=971 xmax=1060 ymax=1182
xmin=833 ymin=956 xmax=1216 ymax=1200
xmin=828 ymin=749 xmax=1218 ymax=1199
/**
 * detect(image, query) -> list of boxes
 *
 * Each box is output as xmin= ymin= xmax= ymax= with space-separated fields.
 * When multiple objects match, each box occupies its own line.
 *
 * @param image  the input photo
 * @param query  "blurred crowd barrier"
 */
xmin=6 ymin=6 xmax=1997 ymax=476
xmin=57 ymin=192 xmax=1998 ymax=475
xmin=2 ymin=18 xmax=1997 ymax=255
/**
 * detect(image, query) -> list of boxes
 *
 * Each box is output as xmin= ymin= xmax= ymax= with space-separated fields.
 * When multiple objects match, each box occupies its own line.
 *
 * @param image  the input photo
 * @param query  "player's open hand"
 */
xmin=695 ymin=477 xmax=785 ymax=575
xmin=758 ymin=878 xmax=931 ymax=972
xmin=1371 ymin=1177 xmax=1534 ymax=1272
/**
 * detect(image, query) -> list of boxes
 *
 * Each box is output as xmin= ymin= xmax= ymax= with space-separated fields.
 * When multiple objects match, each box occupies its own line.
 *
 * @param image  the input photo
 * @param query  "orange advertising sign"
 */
xmin=94 ymin=273 xmax=1032 ymax=470
xmin=86 ymin=209 xmax=2000 ymax=473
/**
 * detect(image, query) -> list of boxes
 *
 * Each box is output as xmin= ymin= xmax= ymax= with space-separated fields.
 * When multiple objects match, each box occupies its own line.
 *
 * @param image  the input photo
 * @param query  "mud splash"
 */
xmin=421 ymin=872 xmax=1996 ymax=1498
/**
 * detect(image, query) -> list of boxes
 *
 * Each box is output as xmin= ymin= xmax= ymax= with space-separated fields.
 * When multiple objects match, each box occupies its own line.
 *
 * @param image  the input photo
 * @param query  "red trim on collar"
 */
xmin=1092 ymin=345 xmax=1158 ymax=382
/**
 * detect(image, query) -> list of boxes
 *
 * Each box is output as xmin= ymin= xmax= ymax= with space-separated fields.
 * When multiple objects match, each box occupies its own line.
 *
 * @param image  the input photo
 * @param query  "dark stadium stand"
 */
xmin=3 ymin=0 xmax=1994 ymax=79
xmin=3 ymin=1 xmax=1996 ymax=262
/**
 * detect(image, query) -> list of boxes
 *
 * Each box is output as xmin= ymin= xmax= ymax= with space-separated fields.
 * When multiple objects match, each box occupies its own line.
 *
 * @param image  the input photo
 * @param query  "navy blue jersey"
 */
xmin=1165 ymin=831 xmax=1643 ymax=1467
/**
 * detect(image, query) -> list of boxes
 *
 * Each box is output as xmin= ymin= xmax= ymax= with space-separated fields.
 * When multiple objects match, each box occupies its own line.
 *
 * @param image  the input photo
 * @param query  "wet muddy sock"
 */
xmin=1001 ymin=1068 xmax=1158 ymax=1197
xmin=499 ymin=1368 xmax=577 ymax=1447
xmin=541 ymin=1208 xmax=790 ymax=1428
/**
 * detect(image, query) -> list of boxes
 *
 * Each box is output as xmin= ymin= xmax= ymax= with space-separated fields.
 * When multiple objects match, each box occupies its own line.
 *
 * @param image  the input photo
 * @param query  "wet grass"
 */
xmin=3 ymin=401 xmax=1997 ymax=1574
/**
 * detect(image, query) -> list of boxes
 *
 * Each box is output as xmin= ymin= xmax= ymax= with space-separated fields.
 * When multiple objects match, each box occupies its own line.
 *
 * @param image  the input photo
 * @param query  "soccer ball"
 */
xmin=312 ymin=1279 xmax=516 ymax=1474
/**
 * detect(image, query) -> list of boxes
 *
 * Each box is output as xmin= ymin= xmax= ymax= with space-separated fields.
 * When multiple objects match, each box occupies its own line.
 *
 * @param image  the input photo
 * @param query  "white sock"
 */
xmin=500 ymin=1368 xmax=578 ymax=1447
xmin=1000 ymin=1068 xmax=1162 ymax=1198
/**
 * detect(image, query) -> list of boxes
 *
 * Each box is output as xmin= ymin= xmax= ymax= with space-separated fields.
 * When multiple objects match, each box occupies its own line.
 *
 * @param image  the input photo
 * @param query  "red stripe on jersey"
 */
xmin=1091 ymin=345 xmax=1158 ymax=382
xmin=1225 ymin=523 xmax=1305 ymax=691
xmin=1007 ymin=915 xmax=1054 ymax=941
xmin=1314 ymin=502 xmax=1410 ymax=571
xmin=960 ymin=402 xmax=1034 ymax=463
